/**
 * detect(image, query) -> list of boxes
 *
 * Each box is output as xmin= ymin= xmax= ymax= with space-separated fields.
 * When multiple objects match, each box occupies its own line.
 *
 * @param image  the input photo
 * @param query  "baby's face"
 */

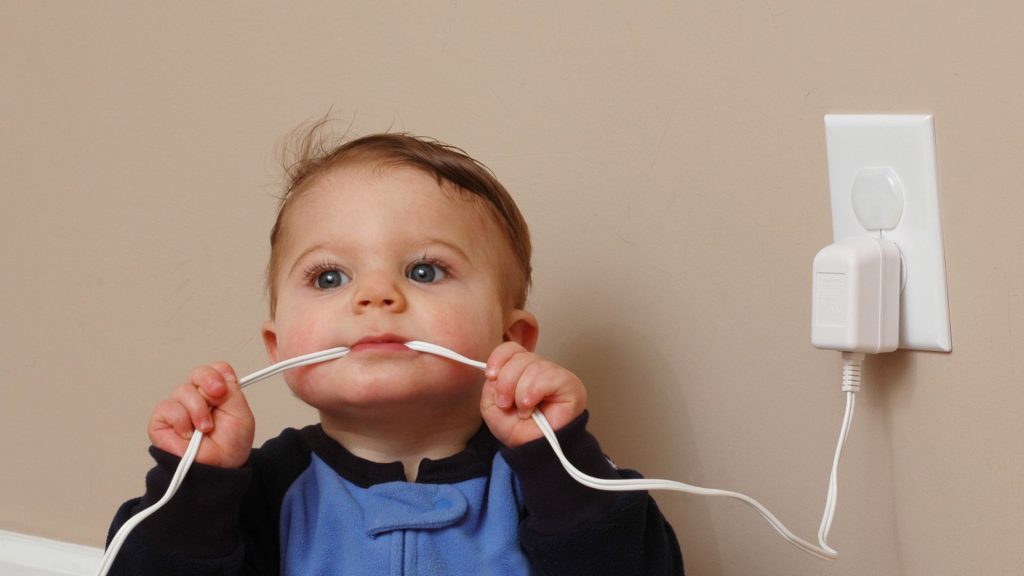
xmin=263 ymin=164 xmax=518 ymax=415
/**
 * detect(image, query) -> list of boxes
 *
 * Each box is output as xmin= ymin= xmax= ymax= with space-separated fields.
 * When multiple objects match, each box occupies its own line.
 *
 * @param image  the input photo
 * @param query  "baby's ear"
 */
xmin=504 ymin=309 xmax=539 ymax=352
xmin=262 ymin=319 xmax=280 ymax=364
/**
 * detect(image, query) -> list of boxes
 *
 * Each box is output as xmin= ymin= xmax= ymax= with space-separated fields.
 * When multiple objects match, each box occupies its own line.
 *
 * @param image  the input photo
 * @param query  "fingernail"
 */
xmin=496 ymin=394 xmax=511 ymax=409
xmin=200 ymin=418 xmax=212 ymax=432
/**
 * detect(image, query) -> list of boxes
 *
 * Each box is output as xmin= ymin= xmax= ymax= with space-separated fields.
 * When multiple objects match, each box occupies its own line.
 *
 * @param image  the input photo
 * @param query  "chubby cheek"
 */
xmin=272 ymin=308 xmax=335 ymax=361
xmin=282 ymin=366 xmax=317 ymax=400
xmin=274 ymin=324 xmax=310 ymax=360
xmin=429 ymin=304 xmax=505 ymax=360
xmin=274 ymin=330 xmax=323 ymax=402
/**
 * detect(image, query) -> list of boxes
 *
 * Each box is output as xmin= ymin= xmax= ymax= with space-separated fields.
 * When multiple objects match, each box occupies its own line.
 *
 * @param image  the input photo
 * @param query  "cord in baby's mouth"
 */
xmin=98 ymin=339 xmax=853 ymax=575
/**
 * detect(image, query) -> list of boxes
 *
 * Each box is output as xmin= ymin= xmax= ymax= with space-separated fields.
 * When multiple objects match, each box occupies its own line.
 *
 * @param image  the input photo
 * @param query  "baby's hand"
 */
xmin=481 ymin=342 xmax=587 ymax=448
xmin=148 ymin=362 xmax=255 ymax=468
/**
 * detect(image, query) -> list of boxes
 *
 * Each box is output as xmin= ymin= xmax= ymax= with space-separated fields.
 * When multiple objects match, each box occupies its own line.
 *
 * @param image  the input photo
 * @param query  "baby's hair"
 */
xmin=267 ymin=120 xmax=532 ymax=317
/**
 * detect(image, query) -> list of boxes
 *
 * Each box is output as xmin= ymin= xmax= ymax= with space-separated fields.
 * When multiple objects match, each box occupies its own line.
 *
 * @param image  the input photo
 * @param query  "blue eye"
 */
xmin=408 ymin=262 xmax=448 ymax=283
xmin=315 ymin=269 xmax=350 ymax=289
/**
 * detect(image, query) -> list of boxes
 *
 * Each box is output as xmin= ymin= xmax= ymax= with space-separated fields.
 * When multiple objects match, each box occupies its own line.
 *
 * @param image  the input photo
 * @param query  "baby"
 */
xmin=107 ymin=127 xmax=683 ymax=575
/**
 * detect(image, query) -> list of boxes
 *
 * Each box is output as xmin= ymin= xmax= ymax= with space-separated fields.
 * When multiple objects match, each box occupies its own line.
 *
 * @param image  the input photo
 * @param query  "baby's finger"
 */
xmin=513 ymin=361 xmax=576 ymax=417
xmin=492 ymin=351 xmax=537 ymax=409
xmin=485 ymin=341 xmax=528 ymax=379
xmin=190 ymin=365 xmax=226 ymax=397
xmin=520 ymin=365 xmax=587 ymax=426
xmin=208 ymin=362 xmax=238 ymax=397
xmin=149 ymin=399 xmax=193 ymax=451
xmin=513 ymin=361 xmax=551 ymax=412
xmin=189 ymin=365 xmax=233 ymax=407
xmin=172 ymin=380 xmax=215 ymax=433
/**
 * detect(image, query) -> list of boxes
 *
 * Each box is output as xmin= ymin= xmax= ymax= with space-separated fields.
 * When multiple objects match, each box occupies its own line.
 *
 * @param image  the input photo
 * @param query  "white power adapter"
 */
xmin=812 ymin=237 xmax=901 ymax=353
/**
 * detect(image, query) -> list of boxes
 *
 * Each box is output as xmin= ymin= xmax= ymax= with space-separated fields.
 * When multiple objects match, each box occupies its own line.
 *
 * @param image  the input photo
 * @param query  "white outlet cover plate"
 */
xmin=824 ymin=114 xmax=952 ymax=352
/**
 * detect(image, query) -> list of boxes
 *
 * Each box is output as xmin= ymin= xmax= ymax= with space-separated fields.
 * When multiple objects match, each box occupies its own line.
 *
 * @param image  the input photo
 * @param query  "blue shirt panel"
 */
xmin=280 ymin=452 xmax=534 ymax=575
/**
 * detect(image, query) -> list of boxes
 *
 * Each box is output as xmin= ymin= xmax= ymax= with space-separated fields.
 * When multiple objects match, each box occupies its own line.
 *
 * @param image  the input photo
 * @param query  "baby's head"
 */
xmin=261 ymin=126 xmax=537 ymax=417
xmin=265 ymin=127 xmax=532 ymax=319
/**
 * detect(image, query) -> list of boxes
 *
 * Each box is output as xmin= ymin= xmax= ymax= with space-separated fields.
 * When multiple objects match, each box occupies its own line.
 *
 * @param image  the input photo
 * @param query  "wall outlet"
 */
xmin=823 ymin=114 xmax=952 ymax=352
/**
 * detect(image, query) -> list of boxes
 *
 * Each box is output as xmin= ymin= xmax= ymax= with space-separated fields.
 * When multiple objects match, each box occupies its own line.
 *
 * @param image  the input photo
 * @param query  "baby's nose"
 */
xmin=359 ymin=295 xmax=399 ymax=308
xmin=352 ymin=274 xmax=406 ymax=312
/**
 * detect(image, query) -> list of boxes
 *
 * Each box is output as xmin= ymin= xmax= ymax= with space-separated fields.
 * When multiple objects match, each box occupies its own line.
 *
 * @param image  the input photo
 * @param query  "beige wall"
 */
xmin=2 ymin=2 xmax=1021 ymax=575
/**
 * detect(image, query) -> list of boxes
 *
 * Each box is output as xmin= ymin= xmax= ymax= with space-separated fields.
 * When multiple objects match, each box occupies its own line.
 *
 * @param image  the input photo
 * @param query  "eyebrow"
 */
xmin=416 ymin=238 xmax=473 ymax=264
xmin=286 ymin=242 xmax=335 ymax=279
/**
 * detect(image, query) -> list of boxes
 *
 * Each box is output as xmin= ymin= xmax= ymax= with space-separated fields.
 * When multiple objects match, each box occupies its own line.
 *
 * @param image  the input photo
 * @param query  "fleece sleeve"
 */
xmin=104 ymin=446 xmax=252 ymax=575
xmin=500 ymin=412 xmax=685 ymax=575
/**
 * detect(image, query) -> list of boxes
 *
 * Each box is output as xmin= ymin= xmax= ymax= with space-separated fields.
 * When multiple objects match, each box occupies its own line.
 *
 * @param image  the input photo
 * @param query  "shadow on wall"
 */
xmin=554 ymin=322 xmax=723 ymax=574
xmin=865 ymin=348 xmax=918 ymax=575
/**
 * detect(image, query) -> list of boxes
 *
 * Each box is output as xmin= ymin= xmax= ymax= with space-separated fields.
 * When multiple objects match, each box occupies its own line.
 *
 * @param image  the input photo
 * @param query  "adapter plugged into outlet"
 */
xmin=813 ymin=237 xmax=901 ymax=353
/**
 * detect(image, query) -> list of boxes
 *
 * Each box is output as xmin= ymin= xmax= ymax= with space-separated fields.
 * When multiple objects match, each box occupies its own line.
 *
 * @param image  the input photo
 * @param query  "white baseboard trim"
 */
xmin=0 ymin=530 xmax=102 ymax=575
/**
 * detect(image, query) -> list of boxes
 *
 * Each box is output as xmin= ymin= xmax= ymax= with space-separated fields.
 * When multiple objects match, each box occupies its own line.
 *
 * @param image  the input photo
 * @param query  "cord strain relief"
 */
xmin=841 ymin=352 xmax=864 ymax=393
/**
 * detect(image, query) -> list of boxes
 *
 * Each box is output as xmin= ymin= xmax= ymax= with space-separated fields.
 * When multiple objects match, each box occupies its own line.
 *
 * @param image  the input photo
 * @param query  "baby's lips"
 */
xmin=350 ymin=333 xmax=412 ymax=353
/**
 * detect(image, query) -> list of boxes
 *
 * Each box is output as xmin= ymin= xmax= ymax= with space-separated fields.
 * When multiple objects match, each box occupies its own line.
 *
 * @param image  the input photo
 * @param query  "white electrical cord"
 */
xmin=97 ymin=346 xmax=351 ymax=576
xmin=407 ymin=342 xmax=863 ymax=561
xmin=99 ymin=342 xmax=861 ymax=574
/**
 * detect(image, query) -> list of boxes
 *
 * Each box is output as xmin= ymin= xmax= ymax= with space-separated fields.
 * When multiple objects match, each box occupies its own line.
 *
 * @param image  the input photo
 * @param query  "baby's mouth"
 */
xmin=349 ymin=335 xmax=412 ymax=353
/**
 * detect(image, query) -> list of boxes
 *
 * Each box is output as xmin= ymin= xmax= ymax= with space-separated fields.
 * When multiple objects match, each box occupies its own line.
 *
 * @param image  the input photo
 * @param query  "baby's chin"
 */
xmin=287 ymin=371 xmax=485 ymax=411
